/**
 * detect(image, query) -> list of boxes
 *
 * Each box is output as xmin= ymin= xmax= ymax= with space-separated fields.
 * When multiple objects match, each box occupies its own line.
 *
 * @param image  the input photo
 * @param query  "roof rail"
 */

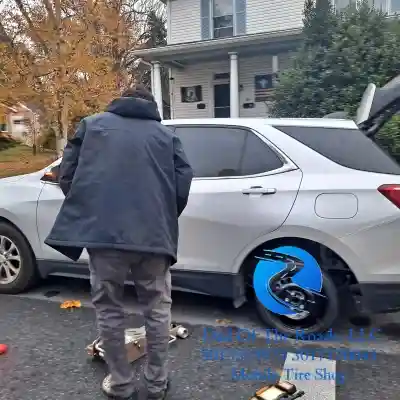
xmin=323 ymin=111 xmax=350 ymax=119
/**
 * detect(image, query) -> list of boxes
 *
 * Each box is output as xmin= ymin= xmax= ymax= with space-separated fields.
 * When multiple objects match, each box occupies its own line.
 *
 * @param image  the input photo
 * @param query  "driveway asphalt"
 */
xmin=1 ymin=294 xmax=400 ymax=400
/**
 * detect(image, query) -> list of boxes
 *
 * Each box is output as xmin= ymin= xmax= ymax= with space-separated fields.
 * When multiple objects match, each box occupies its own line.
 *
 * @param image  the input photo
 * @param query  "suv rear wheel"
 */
xmin=255 ymin=271 xmax=339 ymax=338
xmin=0 ymin=222 xmax=37 ymax=294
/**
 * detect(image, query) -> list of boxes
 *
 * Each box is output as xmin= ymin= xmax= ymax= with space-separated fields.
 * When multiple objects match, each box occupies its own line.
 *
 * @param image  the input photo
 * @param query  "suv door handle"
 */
xmin=241 ymin=186 xmax=277 ymax=195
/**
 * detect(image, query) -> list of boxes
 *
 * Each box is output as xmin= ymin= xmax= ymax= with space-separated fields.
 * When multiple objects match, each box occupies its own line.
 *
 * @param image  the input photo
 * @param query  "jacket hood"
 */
xmin=106 ymin=97 xmax=161 ymax=121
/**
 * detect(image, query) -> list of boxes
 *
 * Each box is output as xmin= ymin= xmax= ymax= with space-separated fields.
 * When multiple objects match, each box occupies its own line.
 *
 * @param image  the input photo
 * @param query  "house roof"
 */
xmin=131 ymin=28 xmax=303 ymax=65
xmin=0 ymin=102 xmax=18 ymax=112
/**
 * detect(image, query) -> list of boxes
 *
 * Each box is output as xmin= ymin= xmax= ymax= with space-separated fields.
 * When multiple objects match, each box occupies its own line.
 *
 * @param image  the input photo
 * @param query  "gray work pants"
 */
xmin=88 ymin=249 xmax=172 ymax=398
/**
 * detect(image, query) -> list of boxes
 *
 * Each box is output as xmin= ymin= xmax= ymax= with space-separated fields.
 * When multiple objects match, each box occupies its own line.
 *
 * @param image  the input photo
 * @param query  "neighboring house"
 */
xmin=0 ymin=103 xmax=10 ymax=133
xmin=0 ymin=102 xmax=41 ymax=147
xmin=132 ymin=0 xmax=400 ymax=119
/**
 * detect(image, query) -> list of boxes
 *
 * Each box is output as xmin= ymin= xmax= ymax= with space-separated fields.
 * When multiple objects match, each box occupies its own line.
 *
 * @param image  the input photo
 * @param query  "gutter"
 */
xmin=138 ymin=58 xmax=152 ymax=68
xmin=18 ymin=103 xmax=33 ymax=112
xmin=0 ymin=103 xmax=17 ymax=113
xmin=131 ymin=27 xmax=303 ymax=59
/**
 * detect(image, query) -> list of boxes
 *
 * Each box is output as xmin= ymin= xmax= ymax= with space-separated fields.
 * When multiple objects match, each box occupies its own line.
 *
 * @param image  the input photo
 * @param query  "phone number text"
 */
xmin=201 ymin=347 xmax=377 ymax=362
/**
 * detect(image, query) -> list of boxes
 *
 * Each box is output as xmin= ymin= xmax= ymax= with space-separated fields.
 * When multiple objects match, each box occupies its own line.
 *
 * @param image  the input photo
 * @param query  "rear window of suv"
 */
xmin=273 ymin=125 xmax=400 ymax=175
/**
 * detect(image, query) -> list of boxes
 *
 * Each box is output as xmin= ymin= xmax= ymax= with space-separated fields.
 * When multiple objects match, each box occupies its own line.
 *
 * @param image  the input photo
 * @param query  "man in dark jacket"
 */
xmin=45 ymin=85 xmax=193 ymax=399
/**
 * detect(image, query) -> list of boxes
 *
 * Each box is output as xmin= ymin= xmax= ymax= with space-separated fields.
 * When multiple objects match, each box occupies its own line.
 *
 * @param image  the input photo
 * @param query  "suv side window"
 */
xmin=174 ymin=125 xmax=284 ymax=178
xmin=174 ymin=126 xmax=246 ymax=177
xmin=274 ymin=125 xmax=400 ymax=175
xmin=241 ymin=132 xmax=284 ymax=175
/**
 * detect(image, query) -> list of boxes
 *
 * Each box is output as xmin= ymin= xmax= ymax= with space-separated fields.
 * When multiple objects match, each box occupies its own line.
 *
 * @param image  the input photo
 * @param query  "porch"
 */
xmin=131 ymin=28 xmax=302 ymax=119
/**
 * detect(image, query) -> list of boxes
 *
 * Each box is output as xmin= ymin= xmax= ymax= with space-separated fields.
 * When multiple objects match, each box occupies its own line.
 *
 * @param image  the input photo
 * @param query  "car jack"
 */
xmin=250 ymin=381 xmax=305 ymax=400
xmin=86 ymin=323 xmax=189 ymax=363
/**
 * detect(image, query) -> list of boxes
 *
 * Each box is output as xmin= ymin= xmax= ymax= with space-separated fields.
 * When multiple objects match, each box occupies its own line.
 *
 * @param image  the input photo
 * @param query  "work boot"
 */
xmin=101 ymin=374 xmax=136 ymax=399
xmin=133 ymin=380 xmax=171 ymax=400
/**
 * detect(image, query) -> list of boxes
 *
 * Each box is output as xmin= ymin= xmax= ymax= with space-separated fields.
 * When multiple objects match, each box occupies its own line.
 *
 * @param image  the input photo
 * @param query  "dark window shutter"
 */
xmin=201 ymin=0 xmax=211 ymax=40
xmin=235 ymin=0 xmax=246 ymax=35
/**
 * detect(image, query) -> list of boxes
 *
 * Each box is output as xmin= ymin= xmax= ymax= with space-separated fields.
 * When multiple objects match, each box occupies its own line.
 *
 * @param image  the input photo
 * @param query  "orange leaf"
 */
xmin=215 ymin=319 xmax=232 ymax=325
xmin=60 ymin=300 xmax=82 ymax=309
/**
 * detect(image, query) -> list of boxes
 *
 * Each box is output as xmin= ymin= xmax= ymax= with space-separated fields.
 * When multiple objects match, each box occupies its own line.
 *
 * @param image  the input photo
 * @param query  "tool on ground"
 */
xmin=86 ymin=323 xmax=189 ymax=363
xmin=250 ymin=381 xmax=305 ymax=400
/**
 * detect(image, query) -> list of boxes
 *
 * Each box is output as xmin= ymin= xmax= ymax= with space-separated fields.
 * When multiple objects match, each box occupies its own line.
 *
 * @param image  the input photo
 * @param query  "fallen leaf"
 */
xmin=60 ymin=300 xmax=82 ymax=309
xmin=215 ymin=319 xmax=232 ymax=325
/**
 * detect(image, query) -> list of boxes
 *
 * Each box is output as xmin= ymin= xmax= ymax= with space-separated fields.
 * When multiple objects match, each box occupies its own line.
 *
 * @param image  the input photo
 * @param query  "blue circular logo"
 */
xmin=253 ymin=246 xmax=323 ymax=316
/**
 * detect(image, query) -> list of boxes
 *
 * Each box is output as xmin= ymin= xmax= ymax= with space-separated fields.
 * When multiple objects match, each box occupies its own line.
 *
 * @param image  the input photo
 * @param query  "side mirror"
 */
xmin=41 ymin=165 xmax=60 ymax=183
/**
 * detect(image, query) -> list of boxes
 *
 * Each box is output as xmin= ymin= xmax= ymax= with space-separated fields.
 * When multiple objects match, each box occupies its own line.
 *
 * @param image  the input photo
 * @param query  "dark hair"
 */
xmin=121 ymin=84 xmax=155 ymax=102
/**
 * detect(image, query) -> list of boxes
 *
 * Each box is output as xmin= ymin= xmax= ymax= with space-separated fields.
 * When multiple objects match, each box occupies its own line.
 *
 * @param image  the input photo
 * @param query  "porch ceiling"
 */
xmin=132 ymin=28 xmax=303 ymax=67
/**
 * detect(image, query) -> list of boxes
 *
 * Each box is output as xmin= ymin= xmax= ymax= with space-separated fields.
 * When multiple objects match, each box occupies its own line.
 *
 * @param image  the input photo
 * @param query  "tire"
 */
xmin=0 ymin=222 xmax=38 ymax=294
xmin=255 ymin=271 xmax=339 ymax=339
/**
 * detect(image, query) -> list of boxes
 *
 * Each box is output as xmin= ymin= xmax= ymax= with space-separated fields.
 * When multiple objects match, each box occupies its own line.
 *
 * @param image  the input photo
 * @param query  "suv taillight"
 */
xmin=378 ymin=184 xmax=400 ymax=209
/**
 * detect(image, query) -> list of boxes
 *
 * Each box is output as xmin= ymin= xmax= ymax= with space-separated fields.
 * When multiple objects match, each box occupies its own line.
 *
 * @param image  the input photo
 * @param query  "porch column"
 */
xmin=272 ymin=55 xmax=279 ymax=74
xmin=229 ymin=52 xmax=239 ymax=118
xmin=150 ymin=65 xmax=155 ymax=94
xmin=152 ymin=61 xmax=163 ymax=119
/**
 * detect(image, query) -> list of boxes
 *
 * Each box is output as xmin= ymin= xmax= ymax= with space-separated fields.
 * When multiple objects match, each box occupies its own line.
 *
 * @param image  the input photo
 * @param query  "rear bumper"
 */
xmin=359 ymin=283 xmax=400 ymax=313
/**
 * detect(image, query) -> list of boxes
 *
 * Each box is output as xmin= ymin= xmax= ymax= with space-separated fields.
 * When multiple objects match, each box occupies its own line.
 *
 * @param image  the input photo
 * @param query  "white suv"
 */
xmin=0 ymin=78 xmax=399 ymax=336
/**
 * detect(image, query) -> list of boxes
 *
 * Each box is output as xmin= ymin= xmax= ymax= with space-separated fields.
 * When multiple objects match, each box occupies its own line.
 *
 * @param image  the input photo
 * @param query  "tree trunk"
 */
xmin=55 ymin=129 xmax=67 ymax=156
xmin=55 ymin=101 xmax=69 ymax=157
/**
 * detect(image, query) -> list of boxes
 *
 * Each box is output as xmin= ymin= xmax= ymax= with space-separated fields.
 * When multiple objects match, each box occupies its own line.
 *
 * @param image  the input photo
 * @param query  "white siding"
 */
xmin=167 ymin=0 xmax=303 ymax=45
xmin=169 ymin=0 xmax=201 ymax=44
xmin=239 ymin=55 xmax=273 ymax=118
xmin=167 ymin=0 xmax=172 ymax=43
xmin=240 ymin=52 xmax=292 ymax=117
xmin=169 ymin=52 xmax=293 ymax=119
xmin=246 ymin=0 xmax=304 ymax=34
xmin=170 ymin=60 xmax=229 ymax=118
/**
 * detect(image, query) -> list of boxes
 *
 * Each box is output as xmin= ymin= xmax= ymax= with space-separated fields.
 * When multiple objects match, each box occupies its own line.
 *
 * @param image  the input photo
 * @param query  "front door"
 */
xmin=214 ymin=84 xmax=230 ymax=118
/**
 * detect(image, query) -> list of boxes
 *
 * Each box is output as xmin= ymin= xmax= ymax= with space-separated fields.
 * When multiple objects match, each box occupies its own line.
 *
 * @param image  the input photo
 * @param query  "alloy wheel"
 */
xmin=0 ymin=235 xmax=21 ymax=285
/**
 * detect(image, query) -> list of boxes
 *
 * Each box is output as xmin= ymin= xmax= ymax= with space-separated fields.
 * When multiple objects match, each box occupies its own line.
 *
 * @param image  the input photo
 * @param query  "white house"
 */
xmin=0 ymin=102 xmax=41 ymax=147
xmin=132 ymin=0 xmax=400 ymax=119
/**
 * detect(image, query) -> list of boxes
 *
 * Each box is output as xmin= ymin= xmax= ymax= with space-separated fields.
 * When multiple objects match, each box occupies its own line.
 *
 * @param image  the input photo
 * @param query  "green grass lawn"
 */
xmin=0 ymin=145 xmax=56 ymax=178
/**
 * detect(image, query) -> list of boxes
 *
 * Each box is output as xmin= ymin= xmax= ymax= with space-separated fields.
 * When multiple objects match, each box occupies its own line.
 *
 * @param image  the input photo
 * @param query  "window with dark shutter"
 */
xmin=213 ymin=0 xmax=234 ymax=38
xmin=202 ymin=0 xmax=247 ymax=40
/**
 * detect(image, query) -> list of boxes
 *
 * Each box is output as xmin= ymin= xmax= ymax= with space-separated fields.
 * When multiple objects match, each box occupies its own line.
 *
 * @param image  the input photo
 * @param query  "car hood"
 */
xmin=0 ymin=173 xmax=34 ymax=184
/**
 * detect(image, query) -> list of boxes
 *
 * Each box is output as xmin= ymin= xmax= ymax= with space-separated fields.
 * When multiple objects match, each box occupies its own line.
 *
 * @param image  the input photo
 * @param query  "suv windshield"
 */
xmin=273 ymin=125 xmax=400 ymax=175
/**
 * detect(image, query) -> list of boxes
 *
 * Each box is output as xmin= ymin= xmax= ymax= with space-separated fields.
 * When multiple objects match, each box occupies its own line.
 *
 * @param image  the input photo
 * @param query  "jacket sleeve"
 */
xmin=173 ymin=135 xmax=194 ymax=217
xmin=59 ymin=120 xmax=86 ymax=196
